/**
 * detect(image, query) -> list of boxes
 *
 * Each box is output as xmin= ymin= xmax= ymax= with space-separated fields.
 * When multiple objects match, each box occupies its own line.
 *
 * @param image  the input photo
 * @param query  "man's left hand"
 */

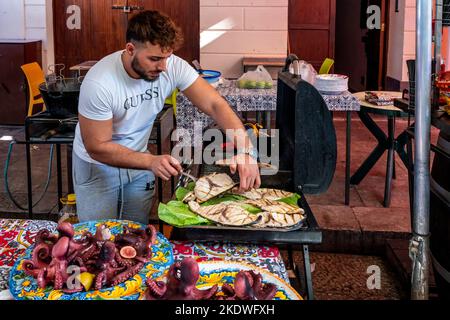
xmin=229 ymin=154 xmax=261 ymax=192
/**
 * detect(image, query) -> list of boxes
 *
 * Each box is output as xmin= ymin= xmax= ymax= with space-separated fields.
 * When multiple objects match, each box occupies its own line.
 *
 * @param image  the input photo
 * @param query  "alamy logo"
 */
xmin=367 ymin=5 xmax=381 ymax=30
xmin=124 ymin=88 xmax=159 ymax=110
xmin=66 ymin=5 xmax=81 ymax=30
xmin=366 ymin=265 xmax=381 ymax=290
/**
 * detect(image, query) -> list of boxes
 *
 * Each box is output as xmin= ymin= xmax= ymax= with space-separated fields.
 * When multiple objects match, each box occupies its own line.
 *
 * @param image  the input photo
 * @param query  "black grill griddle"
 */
xmin=169 ymin=164 xmax=322 ymax=299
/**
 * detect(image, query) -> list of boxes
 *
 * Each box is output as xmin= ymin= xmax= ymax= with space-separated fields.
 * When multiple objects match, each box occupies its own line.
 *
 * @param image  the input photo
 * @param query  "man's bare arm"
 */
xmin=79 ymin=114 xmax=181 ymax=180
xmin=182 ymin=77 xmax=261 ymax=190
xmin=182 ymin=77 xmax=252 ymax=149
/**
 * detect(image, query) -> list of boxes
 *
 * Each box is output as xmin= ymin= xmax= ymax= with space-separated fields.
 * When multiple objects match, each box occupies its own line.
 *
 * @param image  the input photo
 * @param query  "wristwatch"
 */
xmin=236 ymin=147 xmax=259 ymax=160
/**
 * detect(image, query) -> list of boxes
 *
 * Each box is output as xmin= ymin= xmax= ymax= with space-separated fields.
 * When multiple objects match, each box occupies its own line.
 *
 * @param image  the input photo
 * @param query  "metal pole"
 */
xmin=411 ymin=0 xmax=432 ymax=300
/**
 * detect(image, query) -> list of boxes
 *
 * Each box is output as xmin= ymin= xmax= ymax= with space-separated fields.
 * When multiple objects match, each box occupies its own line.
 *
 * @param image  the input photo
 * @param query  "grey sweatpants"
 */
xmin=72 ymin=152 xmax=155 ymax=224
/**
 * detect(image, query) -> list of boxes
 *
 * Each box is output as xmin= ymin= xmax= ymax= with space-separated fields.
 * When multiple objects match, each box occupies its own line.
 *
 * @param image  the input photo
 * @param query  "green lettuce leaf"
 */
xmin=278 ymin=193 xmax=301 ymax=207
xmin=158 ymin=201 xmax=211 ymax=227
xmin=166 ymin=185 xmax=301 ymax=227
xmin=175 ymin=182 xmax=196 ymax=201
xmin=202 ymin=194 xmax=246 ymax=206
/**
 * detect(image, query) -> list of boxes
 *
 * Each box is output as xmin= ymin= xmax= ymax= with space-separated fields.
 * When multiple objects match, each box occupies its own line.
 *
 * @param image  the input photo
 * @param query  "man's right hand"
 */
xmin=148 ymin=155 xmax=182 ymax=181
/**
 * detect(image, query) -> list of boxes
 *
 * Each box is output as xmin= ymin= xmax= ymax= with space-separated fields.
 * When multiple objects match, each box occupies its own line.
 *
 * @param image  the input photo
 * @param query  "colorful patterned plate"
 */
xmin=9 ymin=219 xmax=173 ymax=300
xmin=159 ymin=260 xmax=302 ymax=300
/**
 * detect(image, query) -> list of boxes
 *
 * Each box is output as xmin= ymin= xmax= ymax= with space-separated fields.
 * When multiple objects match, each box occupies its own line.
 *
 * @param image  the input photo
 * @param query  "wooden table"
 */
xmin=242 ymin=56 xmax=285 ymax=72
xmin=69 ymin=60 xmax=98 ymax=77
xmin=350 ymin=91 xmax=409 ymax=207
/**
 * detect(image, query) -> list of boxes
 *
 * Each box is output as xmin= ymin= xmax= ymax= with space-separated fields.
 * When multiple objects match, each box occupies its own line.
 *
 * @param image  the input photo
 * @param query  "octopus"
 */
xmin=219 ymin=270 xmax=277 ymax=300
xmin=22 ymin=221 xmax=157 ymax=292
xmin=145 ymin=257 xmax=218 ymax=300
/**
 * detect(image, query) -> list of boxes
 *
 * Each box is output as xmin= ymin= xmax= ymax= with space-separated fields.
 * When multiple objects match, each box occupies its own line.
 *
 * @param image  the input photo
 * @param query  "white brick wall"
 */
xmin=24 ymin=0 xmax=52 ymax=69
xmin=200 ymin=0 xmax=288 ymax=78
xmin=0 ymin=0 xmax=53 ymax=69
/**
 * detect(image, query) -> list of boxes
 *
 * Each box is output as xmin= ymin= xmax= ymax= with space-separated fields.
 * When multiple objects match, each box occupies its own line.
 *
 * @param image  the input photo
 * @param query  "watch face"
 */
xmin=236 ymin=148 xmax=258 ymax=160
xmin=249 ymin=149 xmax=258 ymax=159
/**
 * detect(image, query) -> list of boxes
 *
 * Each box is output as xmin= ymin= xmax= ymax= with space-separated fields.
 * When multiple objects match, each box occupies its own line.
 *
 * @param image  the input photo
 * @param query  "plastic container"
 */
xmin=58 ymin=193 xmax=79 ymax=224
xmin=199 ymin=70 xmax=221 ymax=84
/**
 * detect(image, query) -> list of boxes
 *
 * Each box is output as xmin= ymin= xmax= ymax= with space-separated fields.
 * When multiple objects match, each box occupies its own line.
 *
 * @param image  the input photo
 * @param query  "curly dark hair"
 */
xmin=126 ymin=10 xmax=184 ymax=51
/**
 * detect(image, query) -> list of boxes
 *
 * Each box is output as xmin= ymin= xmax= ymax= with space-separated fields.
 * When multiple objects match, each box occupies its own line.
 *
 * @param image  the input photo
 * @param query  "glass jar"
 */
xmin=58 ymin=193 xmax=79 ymax=224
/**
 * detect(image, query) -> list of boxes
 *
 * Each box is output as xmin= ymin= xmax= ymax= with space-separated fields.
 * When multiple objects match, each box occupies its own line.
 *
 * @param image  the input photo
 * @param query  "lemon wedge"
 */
xmin=76 ymin=272 xmax=96 ymax=291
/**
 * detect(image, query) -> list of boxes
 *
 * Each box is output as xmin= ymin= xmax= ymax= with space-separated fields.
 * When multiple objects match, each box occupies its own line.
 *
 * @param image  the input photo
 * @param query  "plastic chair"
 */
xmin=319 ymin=58 xmax=335 ymax=75
xmin=21 ymin=62 xmax=46 ymax=116
xmin=165 ymin=89 xmax=178 ymax=114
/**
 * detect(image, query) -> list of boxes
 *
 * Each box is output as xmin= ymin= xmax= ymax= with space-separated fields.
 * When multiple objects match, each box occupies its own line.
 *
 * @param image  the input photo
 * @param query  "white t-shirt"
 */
xmin=73 ymin=50 xmax=199 ymax=164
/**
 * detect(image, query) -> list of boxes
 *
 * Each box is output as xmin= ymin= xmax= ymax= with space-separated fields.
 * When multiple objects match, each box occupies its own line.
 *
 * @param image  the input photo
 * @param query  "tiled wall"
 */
xmin=200 ymin=0 xmax=288 ymax=78
xmin=0 ymin=0 xmax=53 ymax=70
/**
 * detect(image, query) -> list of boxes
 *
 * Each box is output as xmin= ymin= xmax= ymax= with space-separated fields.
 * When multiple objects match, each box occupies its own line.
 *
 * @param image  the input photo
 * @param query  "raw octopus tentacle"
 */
xmin=22 ymin=260 xmax=42 ymax=278
xmin=234 ymin=271 xmax=255 ymax=300
xmin=37 ymin=269 xmax=50 ymax=288
xmin=146 ymin=225 xmax=157 ymax=245
xmin=62 ymin=286 xmax=84 ymax=294
xmin=191 ymin=284 xmax=218 ymax=300
xmin=245 ymin=270 xmax=276 ymax=300
xmin=145 ymin=280 xmax=166 ymax=299
xmin=144 ymin=258 xmax=218 ymax=300
xmin=53 ymin=269 xmax=64 ymax=290
xmin=73 ymin=231 xmax=94 ymax=245
xmin=109 ymin=262 xmax=144 ymax=287
xmin=226 ymin=270 xmax=277 ymax=301
xmin=56 ymin=222 xmax=75 ymax=239
xmin=31 ymin=243 xmax=52 ymax=268
xmin=123 ymin=225 xmax=147 ymax=238
xmin=79 ymin=244 xmax=100 ymax=262
xmin=134 ymin=256 xmax=151 ymax=264
xmin=221 ymin=283 xmax=235 ymax=297
xmin=34 ymin=229 xmax=58 ymax=245
xmin=94 ymin=271 xmax=107 ymax=290
xmin=72 ymin=256 xmax=86 ymax=268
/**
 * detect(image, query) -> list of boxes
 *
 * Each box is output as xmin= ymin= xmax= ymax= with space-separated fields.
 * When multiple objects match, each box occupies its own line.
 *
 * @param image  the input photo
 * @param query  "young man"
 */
xmin=73 ymin=10 xmax=260 ymax=224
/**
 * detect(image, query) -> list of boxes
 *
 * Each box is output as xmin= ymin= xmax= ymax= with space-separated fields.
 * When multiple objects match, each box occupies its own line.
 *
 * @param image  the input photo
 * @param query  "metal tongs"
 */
xmin=180 ymin=170 xmax=197 ymax=183
xmin=175 ymin=159 xmax=195 ymax=189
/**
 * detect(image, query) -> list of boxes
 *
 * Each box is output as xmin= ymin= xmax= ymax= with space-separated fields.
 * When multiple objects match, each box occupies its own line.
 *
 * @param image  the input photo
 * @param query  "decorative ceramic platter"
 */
xmin=9 ymin=219 xmax=173 ymax=300
xmin=192 ymin=261 xmax=302 ymax=300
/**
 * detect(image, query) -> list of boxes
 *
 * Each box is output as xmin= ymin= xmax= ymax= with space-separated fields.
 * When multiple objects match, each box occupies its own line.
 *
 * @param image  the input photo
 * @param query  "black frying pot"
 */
xmin=39 ymin=78 xmax=82 ymax=118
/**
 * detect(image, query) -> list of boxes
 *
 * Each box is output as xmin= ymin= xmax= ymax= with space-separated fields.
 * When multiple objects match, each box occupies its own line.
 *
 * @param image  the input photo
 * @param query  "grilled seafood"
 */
xmin=188 ymin=201 xmax=260 ymax=226
xmin=254 ymin=211 xmax=304 ymax=228
xmin=243 ymin=199 xmax=302 ymax=214
xmin=194 ymin=173 xmax=237 ymax=203
xmin=231 ymin=188 xmax=294 ymax=201
xmin=177 ymin=172 xmax=305 ymax=228
xmin=181 ymin=191 xmax=196 ymax=203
